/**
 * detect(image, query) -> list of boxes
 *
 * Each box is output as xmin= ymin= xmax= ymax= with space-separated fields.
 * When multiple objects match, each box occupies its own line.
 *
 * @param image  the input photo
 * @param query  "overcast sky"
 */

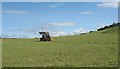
xmin=2 ymin=2 xmax=118 ymax=38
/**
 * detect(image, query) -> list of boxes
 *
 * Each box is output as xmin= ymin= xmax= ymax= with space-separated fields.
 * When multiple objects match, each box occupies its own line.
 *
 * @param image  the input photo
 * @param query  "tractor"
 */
xmin=39 ymin=32 xmax=51 ymax=41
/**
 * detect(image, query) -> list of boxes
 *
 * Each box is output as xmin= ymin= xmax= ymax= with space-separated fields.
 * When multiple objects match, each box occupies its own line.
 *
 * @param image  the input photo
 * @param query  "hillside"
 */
xmin=97 ymin=26 xmax=119 ymax=34
xmin=53 ymin=26 xmax=118 ymax=45
xmin=97 ymin=22 xmax=120 ymax=34
xmin=2 ymin=23 xmax=119 ymax=67
xmin=2 ymin=24 xmax=118 ymax=67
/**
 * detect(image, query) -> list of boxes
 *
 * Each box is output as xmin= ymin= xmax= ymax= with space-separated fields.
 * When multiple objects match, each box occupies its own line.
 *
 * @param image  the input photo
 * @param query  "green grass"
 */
xmin=2 ymin=27 xmax=118 ymax=67
xmin=0 ymin=39 xmax=2 ymax=68
xmin=98 ymin=26 xmax=119 ymax=34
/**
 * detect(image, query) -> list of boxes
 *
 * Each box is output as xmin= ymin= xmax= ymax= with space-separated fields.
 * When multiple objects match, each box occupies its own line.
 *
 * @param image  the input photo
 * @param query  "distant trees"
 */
xmin=97 ymin=22 xmax=120 ymax=31
xmin=89 ymin=31 xmax=95 ymax=33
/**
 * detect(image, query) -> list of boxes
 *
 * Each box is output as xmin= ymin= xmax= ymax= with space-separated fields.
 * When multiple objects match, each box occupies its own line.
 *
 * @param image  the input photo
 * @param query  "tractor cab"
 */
xmin=39 ymin=32 xmax=51 ymax=41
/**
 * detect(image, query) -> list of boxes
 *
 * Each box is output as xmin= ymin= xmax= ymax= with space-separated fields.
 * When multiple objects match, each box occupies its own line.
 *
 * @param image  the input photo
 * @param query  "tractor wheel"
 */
xmin=40 ymin=38 xmax=42 ymax=41
xmin=48 ymin=37 xmax=51 ymax=41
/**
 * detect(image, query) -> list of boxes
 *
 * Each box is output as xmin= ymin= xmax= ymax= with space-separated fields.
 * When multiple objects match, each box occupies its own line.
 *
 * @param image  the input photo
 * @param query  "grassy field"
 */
xmin=0 ymin=39 xmax=2 ymax=68
xmin=2 ymin=27 xmax=119 ymax=67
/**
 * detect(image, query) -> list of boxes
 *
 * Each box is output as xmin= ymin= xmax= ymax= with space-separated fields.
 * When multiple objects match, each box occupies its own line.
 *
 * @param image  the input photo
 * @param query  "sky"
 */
xmin=2 ymin=2 xmax=118 ymax=38
xmin=2 ymin=0 xmax=119 ymax=2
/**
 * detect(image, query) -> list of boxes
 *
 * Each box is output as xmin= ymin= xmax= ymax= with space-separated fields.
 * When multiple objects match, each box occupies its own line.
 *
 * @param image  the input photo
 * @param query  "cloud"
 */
xmin=51 ymin=28 xmax=89 ymax=37
xmin=8 ymin=24 xmax=59 ymax=36
xmin=3 ymin=10 xmax=30 ymax=14
xmin=54 ymin=32 xmax=66 ymax=36
xmin=49 ymin=3 xmax=64 ymax=8
xmin=49 ymin=22 xmax=75 ymax=26
xmin=74 ymin=28 xmax=88 ymax=34
xmin=50 ymin=31 xmax=74 ymax=37
xmin=97 ymin=2 xmax=118 ymax=8
xmin=49 ymin=4 xmax=57 ymax=8
xmin=79 ymin=11 xmax=93 ymax=14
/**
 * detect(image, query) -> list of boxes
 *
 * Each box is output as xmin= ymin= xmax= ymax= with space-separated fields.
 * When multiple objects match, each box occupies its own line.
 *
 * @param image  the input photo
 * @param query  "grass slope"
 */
xmin=2 ymin=27 xmax=118 ymax=67
xmin=98 ymin=26 xmax=119 ymax=34
xmin=0 ymin=39 xmax=2 ymax=68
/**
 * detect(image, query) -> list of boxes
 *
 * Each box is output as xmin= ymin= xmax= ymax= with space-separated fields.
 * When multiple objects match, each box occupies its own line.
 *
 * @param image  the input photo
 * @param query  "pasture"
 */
xmin=2 ymin=27 xmax=118 ymax=67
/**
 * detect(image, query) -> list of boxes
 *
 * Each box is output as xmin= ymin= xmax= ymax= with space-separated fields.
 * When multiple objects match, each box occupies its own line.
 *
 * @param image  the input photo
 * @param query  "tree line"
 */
xmin=97 ymin=22 xmax=120 ymax=31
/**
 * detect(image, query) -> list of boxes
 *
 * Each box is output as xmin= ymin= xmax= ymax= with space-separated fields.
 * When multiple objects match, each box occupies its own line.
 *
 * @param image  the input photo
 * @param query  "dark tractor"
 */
xmin=39 ymin=32 xmax=51 ymax=41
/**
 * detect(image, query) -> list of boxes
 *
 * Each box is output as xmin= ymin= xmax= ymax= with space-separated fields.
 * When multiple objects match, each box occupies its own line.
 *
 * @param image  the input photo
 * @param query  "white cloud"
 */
xmin=49 ymin=4 xmax=57 ymax=8
xmin=79 ymin=11 xmax=93 ymax=14
xmin=97 ymin=2 xmax=118 ymax=8
xmin=55 ymin=32 xmax=66 ymax=36
xmin=49 ymin=3 xmax=64 ymax=8
xmin=3 ymin=10 xmax=30 ymax=14
xmin=50 ymin=31 xmax=75 ymax=37
xmin=74 ymin=28 xmax=88 ymax=34
xmin=49 ymin=22 xmax=75 ymax=26
xmin=51 ymin=28 xmax=89 ymax=37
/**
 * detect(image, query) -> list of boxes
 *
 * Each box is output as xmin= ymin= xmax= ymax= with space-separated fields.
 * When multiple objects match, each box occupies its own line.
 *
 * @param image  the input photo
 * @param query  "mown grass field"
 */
xmin=2 ymin=27 xmax=119 ymax=67
xmin=0 ymin=39 xmax=2 ymax=68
